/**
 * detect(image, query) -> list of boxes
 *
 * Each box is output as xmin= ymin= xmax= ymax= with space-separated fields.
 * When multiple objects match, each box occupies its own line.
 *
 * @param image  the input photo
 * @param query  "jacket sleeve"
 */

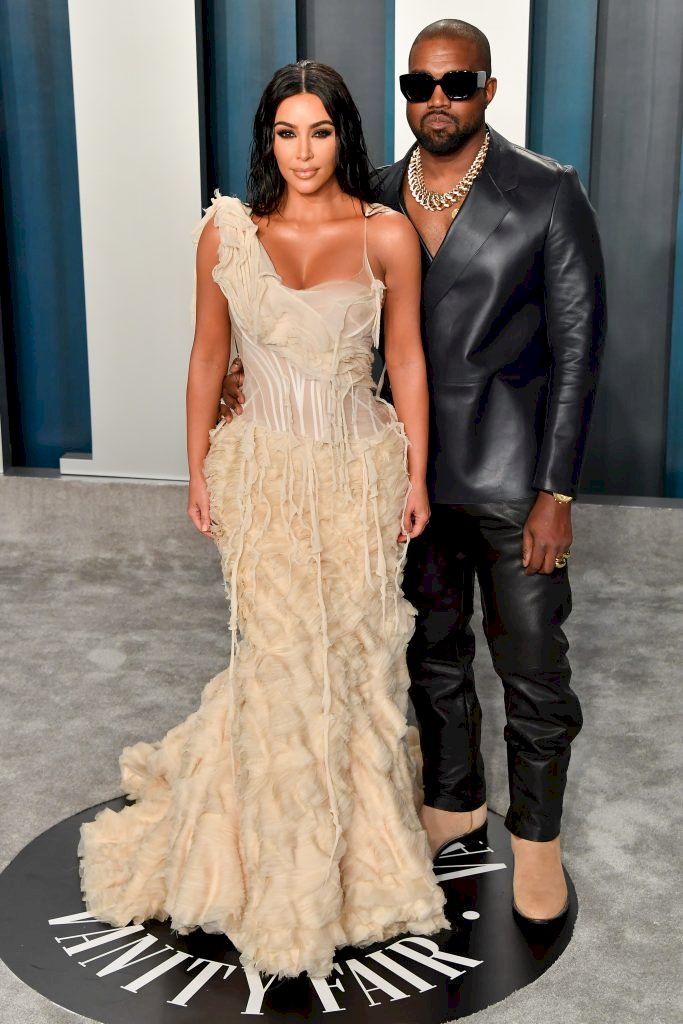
xmin=532 ymin=166 xmax=607 ymax=497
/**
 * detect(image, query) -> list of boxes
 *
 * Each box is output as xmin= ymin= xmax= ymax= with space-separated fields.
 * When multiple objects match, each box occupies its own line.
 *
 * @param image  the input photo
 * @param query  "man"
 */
xmin=222 ymin=19 xmax=606 ymax=924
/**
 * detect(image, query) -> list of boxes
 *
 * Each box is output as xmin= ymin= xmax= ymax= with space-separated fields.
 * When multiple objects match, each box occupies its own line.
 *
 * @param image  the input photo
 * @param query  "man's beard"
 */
xmin=411 ymin=113 xmax=483 ymax=155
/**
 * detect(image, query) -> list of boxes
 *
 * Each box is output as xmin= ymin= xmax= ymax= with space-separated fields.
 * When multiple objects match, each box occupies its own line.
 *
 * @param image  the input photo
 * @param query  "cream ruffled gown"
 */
xmin=79 ymin=195 xmax=447 ymax=979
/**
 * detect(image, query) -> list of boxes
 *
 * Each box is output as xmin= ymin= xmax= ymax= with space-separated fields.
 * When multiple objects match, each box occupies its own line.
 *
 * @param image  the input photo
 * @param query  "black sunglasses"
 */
xmin=399 ymin=70 xmax=488 ymax=103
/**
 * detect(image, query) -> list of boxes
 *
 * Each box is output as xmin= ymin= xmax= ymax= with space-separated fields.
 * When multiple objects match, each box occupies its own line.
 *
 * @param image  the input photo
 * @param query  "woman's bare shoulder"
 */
xmin=196 ymin=215 xmax=221 ymax=255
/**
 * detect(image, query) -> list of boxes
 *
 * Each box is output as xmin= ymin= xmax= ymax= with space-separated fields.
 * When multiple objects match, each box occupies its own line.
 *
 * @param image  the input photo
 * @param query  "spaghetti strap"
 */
xmin=361 ymin=207 xmax=378 ymax=279
xmin=362 ymin=211 xmax=370 ymax=272
xmin=361 ymin=202 xmax=390 ymax=275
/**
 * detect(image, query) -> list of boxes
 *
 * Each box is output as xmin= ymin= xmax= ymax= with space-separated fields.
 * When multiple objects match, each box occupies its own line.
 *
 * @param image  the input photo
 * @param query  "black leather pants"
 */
xmin=403 ymin=501 xmax=582 ymax=841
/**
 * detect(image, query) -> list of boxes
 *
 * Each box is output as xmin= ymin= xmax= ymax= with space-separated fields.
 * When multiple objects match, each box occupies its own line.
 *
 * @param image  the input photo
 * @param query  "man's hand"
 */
xmin=219 ymin=357 xmax=245 ymax=422
xmin=522 ymin=491 xmax=573 ymax=575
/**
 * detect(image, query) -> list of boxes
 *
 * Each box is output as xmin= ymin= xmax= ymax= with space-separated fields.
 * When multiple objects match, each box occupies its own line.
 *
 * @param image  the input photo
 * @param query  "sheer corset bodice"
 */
xmin=196 ymin=194 xmax=395 ymax=443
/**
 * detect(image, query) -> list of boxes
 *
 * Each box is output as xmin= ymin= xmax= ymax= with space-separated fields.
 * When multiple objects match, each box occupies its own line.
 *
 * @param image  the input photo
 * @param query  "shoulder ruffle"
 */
xmin=192 ymin=191 xmax=259 ymax=335
xmin=192 ymin=191 xmax=257 ymax=246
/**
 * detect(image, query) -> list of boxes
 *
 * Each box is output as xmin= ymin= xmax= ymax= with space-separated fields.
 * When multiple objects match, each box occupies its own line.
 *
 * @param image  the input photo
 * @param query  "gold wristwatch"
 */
xmin=552 ymin=492 xmax=573 ymax=504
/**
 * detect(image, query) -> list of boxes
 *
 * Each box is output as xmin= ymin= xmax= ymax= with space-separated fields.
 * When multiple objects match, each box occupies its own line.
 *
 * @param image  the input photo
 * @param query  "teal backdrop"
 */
xmin=0 ymin=0 xmax=91 ymax=468
xmin=200 ymin=0 xmax=297 ymax=202
xmin=527 ymin=0 xmax=599 ymax=188
xmin=2 ymin=0 xmax=683 ymax=499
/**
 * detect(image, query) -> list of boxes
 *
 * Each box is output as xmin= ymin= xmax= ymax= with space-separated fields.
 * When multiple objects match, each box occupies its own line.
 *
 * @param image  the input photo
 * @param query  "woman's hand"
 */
xmin=399 ymin=479 xmax=430 ymax=542
xmin=187 ymin=474 xmax=214 ymax=538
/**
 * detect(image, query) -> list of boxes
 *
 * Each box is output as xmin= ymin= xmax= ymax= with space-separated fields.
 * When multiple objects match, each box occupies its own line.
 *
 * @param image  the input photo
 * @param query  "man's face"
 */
xmin=406 ymin=37 xmax=496 ymax=154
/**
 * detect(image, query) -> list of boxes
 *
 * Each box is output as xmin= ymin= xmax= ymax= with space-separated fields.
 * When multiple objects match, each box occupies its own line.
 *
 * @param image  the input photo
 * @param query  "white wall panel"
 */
xmin=62 ymin=0 xmax=202 ymax=480
xmin=393 ymin=1 xmax=531 ymax=160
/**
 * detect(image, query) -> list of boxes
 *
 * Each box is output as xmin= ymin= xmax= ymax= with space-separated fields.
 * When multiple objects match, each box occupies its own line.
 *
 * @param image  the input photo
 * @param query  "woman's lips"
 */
xmin=293 ymin=168 xmax=317 ymax=178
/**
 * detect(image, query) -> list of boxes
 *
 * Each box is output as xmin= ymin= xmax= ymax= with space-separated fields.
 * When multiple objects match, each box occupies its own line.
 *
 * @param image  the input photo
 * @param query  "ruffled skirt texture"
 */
xmin=79 ymin=418 xmax=447 ymax=979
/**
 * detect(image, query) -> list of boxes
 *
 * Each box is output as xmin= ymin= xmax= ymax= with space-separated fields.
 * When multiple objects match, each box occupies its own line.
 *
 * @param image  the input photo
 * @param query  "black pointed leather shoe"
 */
xmin=433 ymin=820 xmax=489 ymax=862
xmin=511 ymin=896 xmax=569 ymax=927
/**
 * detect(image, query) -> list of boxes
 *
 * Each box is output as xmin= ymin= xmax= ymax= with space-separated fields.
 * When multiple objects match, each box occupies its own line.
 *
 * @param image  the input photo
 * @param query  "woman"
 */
xmin=79 ymin=60 xmax=447 ymax=980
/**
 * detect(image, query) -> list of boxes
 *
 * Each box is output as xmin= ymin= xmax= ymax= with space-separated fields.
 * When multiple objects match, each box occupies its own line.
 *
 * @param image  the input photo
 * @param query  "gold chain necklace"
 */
xmin=408 ymin=129 xmax=490 ymax=218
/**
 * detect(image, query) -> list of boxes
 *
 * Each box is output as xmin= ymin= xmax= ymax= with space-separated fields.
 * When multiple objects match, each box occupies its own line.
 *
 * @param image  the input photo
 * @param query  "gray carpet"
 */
xmin=1 ymin=475 xmax=682 ymax=1024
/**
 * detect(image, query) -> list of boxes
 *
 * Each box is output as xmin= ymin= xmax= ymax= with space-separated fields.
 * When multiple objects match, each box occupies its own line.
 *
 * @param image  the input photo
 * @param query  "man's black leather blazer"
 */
xmin=377 ymin=126 xmax=607 ymax=504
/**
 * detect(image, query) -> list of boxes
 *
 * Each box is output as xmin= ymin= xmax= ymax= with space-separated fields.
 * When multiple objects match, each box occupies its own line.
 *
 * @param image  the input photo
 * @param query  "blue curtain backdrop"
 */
xmin=3 ymin=0 xmax=683 ymax=497
xmin=200 ymin=0 xmax=297 ymax=201
xmin=527 ymin=0 xmax=599 ymax=187
xmin=0 ymin=0 xmax=91 ymax=468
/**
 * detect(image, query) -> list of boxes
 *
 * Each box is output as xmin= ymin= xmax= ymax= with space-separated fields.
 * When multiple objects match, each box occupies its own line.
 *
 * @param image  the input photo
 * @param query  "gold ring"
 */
xmin=554 ymin=556 xmax=568 ymax=569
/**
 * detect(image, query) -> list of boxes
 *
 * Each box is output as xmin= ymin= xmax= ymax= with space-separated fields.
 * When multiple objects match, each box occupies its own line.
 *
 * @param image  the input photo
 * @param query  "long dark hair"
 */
xmin=247 ymin=60 xmax=377 ymax=216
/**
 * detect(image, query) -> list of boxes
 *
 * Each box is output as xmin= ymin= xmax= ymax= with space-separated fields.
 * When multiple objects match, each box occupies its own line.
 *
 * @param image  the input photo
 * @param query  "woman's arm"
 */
xmin=372 ymin=212 xmax=430 ymax=539
xmin=186 ymin=219 xmax=232 ymax=535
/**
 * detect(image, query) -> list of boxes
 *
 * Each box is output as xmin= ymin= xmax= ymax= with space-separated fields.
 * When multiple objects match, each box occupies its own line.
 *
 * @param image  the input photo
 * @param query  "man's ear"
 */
xmin=484 ymin=77 xmax=497 ymax=107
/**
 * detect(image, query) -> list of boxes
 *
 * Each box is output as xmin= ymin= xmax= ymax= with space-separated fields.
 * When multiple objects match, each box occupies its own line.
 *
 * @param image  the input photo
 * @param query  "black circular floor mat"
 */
xmin=0 ymin=800 xmax=576 ymax=1022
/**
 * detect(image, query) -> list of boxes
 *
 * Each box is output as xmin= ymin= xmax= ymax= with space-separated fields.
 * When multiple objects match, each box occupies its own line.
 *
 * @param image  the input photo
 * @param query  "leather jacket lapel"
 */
xmin=379 ymin=129 xmax=519 ymax=315
xmin=423 ymin=165 xmax=511 ymax=314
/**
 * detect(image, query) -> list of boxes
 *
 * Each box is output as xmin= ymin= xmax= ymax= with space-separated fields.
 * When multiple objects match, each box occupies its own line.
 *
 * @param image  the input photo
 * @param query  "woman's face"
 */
xmin=272 ymin=92 xmax=338 ymax=197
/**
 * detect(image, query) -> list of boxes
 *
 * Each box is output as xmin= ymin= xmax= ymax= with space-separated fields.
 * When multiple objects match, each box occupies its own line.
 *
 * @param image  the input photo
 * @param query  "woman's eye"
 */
xmin=314 ymin=129 xmax=333 ymax=138
xmin=275 ymin=130 xmax=295 ymax=138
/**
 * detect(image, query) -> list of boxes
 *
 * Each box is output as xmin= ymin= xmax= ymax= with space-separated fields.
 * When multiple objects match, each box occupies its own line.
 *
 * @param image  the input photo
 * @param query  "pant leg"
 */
xmin=473 ymin=500 xmax=582 ymax=841
xmin=403 ymin=504 xmax=486 ymax=811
